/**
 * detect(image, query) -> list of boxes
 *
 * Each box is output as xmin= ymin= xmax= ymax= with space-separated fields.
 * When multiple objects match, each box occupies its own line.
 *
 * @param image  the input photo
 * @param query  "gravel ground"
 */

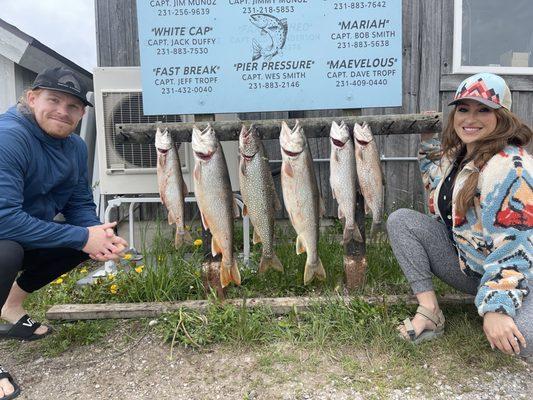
xmin=1 ymin=327 xmax=531 ymax=400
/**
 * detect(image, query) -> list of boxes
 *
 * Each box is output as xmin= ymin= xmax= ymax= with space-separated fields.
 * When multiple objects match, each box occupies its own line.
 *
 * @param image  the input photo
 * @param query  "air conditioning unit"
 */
xmin=93 ymin=67 xmax=240 ymax=195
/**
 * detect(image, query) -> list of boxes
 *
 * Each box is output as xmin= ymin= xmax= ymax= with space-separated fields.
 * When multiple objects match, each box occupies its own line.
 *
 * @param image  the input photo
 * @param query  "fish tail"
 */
xmin=174 ymin=229 xmax=193 ymax=248
xmin=258 ymin=253 xmax=284 ymax=274
xmin=220 ymin=257 xmax=241 ymax=288
xmin=303 ymin=257 xmax=326 ymax=285
xmin=343 ymin=225 xmax=364 ymax=244
xmin=252 ymin=39 xmax=262 ymax=61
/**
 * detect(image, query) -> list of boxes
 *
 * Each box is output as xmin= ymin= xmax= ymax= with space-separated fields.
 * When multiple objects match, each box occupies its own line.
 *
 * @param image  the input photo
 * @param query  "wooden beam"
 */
xmin=114 ymin=112 xmax=442 ymax=144
xmin=46 ymin=293 xmax=473 ymax=321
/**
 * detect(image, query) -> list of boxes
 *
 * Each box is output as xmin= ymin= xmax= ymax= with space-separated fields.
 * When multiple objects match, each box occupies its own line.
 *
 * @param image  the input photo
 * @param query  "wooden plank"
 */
xmin=440 ymin=0 xmax=455 ymax=75
xmin=46 ymin=294 xmax=474 ymax=321
xmin=115 ymin=113 xmax=442 ymax=144
xmin=441 ymin=74 xmax=533 ymax=92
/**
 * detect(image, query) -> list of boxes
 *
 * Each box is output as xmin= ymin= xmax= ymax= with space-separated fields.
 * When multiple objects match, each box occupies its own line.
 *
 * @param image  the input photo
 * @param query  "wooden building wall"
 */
xmin=95 ymin=0 xmax=533 ymax=220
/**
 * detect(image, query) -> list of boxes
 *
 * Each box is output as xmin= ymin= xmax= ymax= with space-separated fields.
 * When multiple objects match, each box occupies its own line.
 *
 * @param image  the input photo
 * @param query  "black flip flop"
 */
xmin=0 ymin=365 xmax=20 ymax=400
xmin=0 ymin=314 xmax=53 ymax=341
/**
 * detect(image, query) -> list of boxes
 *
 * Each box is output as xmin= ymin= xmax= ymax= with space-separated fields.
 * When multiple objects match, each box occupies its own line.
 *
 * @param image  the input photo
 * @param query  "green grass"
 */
xmin=15 ymin=216 xmax=526 ymax=397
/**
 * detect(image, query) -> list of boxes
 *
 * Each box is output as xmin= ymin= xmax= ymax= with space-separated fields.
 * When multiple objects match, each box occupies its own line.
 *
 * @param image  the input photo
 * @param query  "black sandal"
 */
xmin=0 ymin=365 xmax=20 ymax=400
xmin=0 ymin=314 xmax=53 ymax=341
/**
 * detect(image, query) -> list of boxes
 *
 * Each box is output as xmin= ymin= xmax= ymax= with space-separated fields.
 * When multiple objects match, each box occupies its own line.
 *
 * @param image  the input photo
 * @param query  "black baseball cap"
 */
xmin=31 ymin=66 xmax=93 ymax=107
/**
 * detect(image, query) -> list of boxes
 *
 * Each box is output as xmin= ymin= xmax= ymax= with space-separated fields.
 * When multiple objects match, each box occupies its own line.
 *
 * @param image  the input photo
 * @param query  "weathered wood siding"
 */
xmin=95 ymin=0 xmax=533 ymax=220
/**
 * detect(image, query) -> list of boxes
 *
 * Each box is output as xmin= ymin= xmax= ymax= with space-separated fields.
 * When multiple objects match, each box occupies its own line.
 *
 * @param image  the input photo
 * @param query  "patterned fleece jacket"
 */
xmin=418 ymin=134 xmax=532 ymax=317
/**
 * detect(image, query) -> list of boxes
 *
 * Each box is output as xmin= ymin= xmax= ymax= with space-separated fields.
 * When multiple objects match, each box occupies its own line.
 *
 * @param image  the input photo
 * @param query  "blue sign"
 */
xmin=137 ymin=0 xmax=402 ymax=115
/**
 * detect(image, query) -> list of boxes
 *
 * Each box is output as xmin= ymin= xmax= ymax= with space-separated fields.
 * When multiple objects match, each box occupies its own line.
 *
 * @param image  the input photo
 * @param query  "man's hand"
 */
xmin=82 ymin=222 xmax=128 ymax=261
xmin=483 ymin=312 xmax=526 ymax=355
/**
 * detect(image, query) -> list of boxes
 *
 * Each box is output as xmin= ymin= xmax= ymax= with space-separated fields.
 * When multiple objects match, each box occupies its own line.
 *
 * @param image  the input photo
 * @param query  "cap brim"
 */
xmin=32 ymin=85 xmax=93 ymax=107
xmin=448 ymin=97 xmax=501 ymax=109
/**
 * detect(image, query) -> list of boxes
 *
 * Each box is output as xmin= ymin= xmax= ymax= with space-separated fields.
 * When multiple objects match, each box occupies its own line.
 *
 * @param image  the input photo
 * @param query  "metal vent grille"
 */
xmin=102 ymin=92 xmax=186 ymax=170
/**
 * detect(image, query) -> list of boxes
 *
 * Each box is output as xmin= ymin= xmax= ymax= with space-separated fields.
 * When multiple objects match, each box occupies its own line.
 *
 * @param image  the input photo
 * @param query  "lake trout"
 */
xmin=155 ymin=127 xmax=192 ymax=248
xmin=280 ymin=120 xmax=326 ymax=285
xmin=192 ymin=124 xmax=241 ymax=287
xmin=238 ymin=125 xmax=283 ymax=273
xmin=250 ymin=13 xmax=288 ymax=61
xmin=329 ymin=121 xmax=363 ymax=244
xmin=353 ymin=122 xmax=384 ymax=237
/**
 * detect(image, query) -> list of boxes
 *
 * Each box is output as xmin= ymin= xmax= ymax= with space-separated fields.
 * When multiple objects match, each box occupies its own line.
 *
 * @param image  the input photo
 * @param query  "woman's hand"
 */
xmin=483 ymin=312 xmax=526 ymax=355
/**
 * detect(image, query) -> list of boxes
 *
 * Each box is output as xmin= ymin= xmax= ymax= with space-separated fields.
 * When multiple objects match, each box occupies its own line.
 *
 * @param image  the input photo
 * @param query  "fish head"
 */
xmin=280 ymin=120 xmax=306 ymax=160
xmin=249 ymin=13 xmax=274 ymax=29
xmin=329 ymin=120 xmax=351 ymax=149
xmin=239 ymin=124 xmax=260 ymax=161
xmin=191 ymin=124 xmax=218 ymax=162
xmin=155 ymin=127 xmax=172 ymax=154
xmin=353 ymin=122 xmax=374 ymax=147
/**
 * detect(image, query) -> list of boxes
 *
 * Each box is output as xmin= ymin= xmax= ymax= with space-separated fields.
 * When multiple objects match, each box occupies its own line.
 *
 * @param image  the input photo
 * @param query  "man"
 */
xmin=0 ymin=67 xmax=127 ymax=399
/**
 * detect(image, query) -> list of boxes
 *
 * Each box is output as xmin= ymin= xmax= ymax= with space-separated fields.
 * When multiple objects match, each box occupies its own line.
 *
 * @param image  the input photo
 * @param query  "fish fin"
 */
xmin=331 ymin=188 xmax=337 ymax=200
xmin=252 ymin=39 xmax=262 ymax=61
xmin=240 ymin=159 xmax=247 ymax=176
xmin=343 ymin=225 xmax=364 ymax=244
xmin=200 ymin=212 xmax=209 ymax=231
xmin=319 ymin=196 xmax=326 ymax=218
xmin=167 ymin=209 xmax=176 ymax=225
xmin=194 ymin=163 xmax=201 ymax=182
xmin=258 ymin=253 xmax=284 ymax=273
xmin=242 ymin=204 xmax=248 ymax=216
xmin=253 ymin=229 xmax=262 ymax=244
xmin=283 ymin=162 xmax=294 ymax=178
xmin=337 ymin=206 xmax=344 ymax=220
xmin=295 ymin=235 xmax=306 ymax=255
xmin=174 ymin=229 xmax=193 ymax=248
xmin=303 ymin=257 xmax=326 ymax=285
xmin=273 ymin=194 xmax=282 ymax=212
xmin=220 ymin=258 xmax=241 ymax=287
xmin=233 ymin=199 xmax=240 ymax=218
xmin=364 ymin=201 xmax=370 ymax=215
xmin=280 ymin=18 xmax=288 ymax=28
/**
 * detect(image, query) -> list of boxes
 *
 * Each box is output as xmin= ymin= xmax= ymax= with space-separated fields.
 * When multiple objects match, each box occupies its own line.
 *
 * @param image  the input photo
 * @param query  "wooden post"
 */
xmin=194 ymin=114 xmax=226 ymax=299
xmin=341 ymin=109 xmax=367 ymax=291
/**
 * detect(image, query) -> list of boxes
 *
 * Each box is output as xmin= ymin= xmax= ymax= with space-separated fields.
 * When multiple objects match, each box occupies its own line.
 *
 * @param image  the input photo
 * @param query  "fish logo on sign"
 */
xmin=249 ymin=13 xmax=288 ymax=61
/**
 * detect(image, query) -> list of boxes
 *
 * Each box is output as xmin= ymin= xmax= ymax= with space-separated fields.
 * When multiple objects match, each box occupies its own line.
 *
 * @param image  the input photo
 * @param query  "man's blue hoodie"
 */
xmin=0 ymin=105 xmax=100 ymax=250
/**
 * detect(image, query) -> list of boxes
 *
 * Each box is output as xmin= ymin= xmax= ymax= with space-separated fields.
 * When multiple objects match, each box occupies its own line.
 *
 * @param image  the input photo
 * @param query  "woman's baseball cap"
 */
xmin=448 ymin=72 xmax=511 ymax=110
xmin=31 ymin=66 xmax=93 ymax=107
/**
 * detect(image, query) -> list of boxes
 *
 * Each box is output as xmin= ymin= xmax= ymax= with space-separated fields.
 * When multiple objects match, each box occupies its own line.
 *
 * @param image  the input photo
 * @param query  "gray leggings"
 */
xmin=387 ymin=208 xmax=532 ymax=357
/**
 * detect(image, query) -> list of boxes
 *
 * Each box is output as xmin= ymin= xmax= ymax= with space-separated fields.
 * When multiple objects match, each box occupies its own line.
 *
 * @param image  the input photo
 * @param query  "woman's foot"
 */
xmin=0 ymin=377 xmax=15 ymax=399
xmin=398 ymin=305 xmax=445 ymax=343
xmin=0 ymin=365 xmax=19 ymax=399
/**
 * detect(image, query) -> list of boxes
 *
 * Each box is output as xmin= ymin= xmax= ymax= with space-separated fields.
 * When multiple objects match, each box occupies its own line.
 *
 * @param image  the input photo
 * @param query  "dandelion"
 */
xmin=107 ymin=273 xmax=115 ymax=281
xmin=61 ymin=273 xmax=68 ymax=278
xmin=135 ymin=265 xmax=144 ymax=274
xmin=53 ymin=278 xmax=63 ymax=285
xmin=194 ymin=239 xmax=203 ymax=247
xmin=80 ymin=268 xmax=88 ymax=273
xmin=123 ymin=254 xmax=133 ymax=260
xmin=110 ymin=284 xmax=118 ymax=294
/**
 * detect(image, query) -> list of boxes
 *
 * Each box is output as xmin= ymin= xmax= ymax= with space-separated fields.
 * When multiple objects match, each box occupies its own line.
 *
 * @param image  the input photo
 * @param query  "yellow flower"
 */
xmin=107 ymin=274 xmax=115 ymax=281
xmin=135 ymin=265 xmax=144 ymax=274
xmin=110 ymin=284 xmax=118 ymax=294
xmin=80 ymin=268 xmax=88 ymax=273
xmin=61 ymin=273 xmax=68 ymax=278
xmin=54 ymin=278 xmax=63 ymax=285
xmin=123 ymin=254 xmax=133 ymax=260
xmin=194 ymin=239 xmax=203 ymax=247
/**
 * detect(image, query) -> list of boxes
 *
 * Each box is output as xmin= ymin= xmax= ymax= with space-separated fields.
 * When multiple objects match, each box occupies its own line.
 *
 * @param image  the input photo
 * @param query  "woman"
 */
xmin=387 ymin=72 xmax=532 ymax=359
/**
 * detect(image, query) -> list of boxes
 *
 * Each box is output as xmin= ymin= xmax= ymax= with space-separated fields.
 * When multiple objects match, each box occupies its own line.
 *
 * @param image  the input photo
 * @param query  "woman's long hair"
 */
xmin=441 ymin=106 xmax=532 ymax=216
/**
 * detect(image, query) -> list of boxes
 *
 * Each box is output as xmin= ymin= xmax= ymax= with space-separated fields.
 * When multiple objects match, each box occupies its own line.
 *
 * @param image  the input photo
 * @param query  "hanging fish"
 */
xmin=353 ymin=122 xmax=384 ymax=237
xmin=239 ymin=124 xmax=283 ymax=273
xmin=280 ymin=120 xmax=326 ymax=285
xmin=155 ymin=127 xmax=192 ymax=248
xmin=329 ymin=121 xmax=363 ymax=244
xmin=192 ymin=124 xmax=241 ymax=287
